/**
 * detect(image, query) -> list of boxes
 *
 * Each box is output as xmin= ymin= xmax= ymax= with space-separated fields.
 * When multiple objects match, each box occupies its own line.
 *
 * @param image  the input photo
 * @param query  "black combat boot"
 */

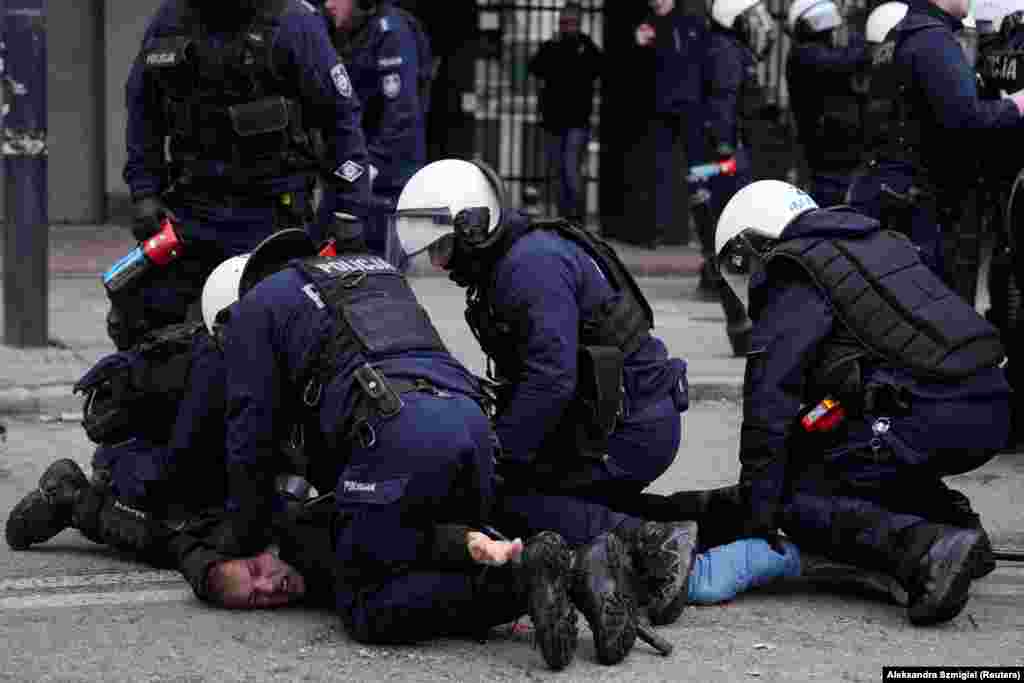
xmin=6 ymin=459 xmax=90 ymax=550
xmin=898 ymin=523 xmax=983 ymax=626
xmin=929 ymin=486 xmax=996 ymax=580
xmin=520 ymin=531 xmax=579 ymax=671
xmin=613 ymin=520 xmax=698 ymax=626
xmin=570 ymin=532 xmax=637 ymax=666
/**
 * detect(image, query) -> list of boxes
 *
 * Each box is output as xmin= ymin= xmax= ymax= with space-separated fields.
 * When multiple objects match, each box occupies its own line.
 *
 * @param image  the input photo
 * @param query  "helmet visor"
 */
xmin=390 ymin=207 xmax=455 ymax=258
xmin=717 ymin=230 xmax=772 ymax=310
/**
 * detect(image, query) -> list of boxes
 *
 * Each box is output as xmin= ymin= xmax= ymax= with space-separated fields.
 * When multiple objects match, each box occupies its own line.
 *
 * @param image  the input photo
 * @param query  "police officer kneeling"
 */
xmin=198 ymin=226 xmax=632 ymax=669
xmin=715 ymin=180 xmax=1008 ymax=626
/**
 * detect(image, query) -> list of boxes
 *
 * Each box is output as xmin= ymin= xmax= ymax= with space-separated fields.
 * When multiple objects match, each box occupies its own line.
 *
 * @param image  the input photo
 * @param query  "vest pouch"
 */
xmin=571 ymin=345 xmax=624 ymax=458
xmin=228 ymin=96 xmax=290 ymax=137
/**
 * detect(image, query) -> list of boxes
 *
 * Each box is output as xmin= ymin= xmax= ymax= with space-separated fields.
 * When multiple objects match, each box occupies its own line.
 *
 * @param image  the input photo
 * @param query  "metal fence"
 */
xmin=471 ymin=0 xmax=604 ymax=218
xmin=465 ymin=0 xmax=874 ymax=219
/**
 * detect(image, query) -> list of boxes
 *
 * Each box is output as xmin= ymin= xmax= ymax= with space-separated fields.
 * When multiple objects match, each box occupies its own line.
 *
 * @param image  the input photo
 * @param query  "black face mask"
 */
xmin=188 ymin=0 xmax=265 ymax=29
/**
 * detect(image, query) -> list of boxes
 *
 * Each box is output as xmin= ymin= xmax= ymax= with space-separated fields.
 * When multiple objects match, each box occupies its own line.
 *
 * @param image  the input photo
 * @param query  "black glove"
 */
xmin=132 ymin=195 xmax=176 ymax=242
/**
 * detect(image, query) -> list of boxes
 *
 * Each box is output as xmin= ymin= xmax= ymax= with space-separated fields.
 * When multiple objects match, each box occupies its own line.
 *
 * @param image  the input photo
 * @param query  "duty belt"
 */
xmin=347 ymin=364 xmax=453 ymax=449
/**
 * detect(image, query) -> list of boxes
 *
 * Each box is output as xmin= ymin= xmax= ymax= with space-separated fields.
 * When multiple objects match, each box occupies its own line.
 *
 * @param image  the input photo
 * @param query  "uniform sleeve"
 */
xmin=705 ymin=39 xmax=745 ymax=149
xmin=739 ymin=274 xmax=833 ymax=529
xmin=806 ymin=43 xmax=870 ymax=80
xmin=164 ymin=335 xmax=227 ymax=500
xmin=222 ymin=298 xmax=285 ymax=551
xmin=276 ymin=11 xmax=372 ymax=220
xmin=492 ymin=250 xmax=580 ymax=465
xmin=912 ymin=28 xmax=1021 ymax=132
xmin=364 ymin=23 xmax=423 ymax=176
xmin=123 ymin=22 xmax=168 ymax=201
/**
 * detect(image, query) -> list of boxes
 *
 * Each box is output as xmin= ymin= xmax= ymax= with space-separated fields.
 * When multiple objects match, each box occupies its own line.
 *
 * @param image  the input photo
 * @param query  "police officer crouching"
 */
xmin=196 ymin=222 xmax=644 ymax=669
xmin=785 ymin=0 xmax=871 ymax=207
xmin=716 ymin=179 xmax=1007 ymax=626
xmin=112 ymin=0 xmax=372 ymax=350
xmin=391 ymin=160 xmax=690 ymax=509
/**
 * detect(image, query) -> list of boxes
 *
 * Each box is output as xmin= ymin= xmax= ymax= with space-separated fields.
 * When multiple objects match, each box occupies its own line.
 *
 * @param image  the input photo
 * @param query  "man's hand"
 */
xmin=467 ymin=531 xmax=524 ymax=566
xmin=132 ymin=195 xmax=176 ymax=242
xmin=636 ymin=23 xmax=655 ymax=47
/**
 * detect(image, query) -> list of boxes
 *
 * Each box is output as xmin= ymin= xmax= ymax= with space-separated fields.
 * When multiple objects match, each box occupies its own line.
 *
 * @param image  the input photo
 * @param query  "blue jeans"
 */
xmin=545 ymin=127 xmax=590 ymax=218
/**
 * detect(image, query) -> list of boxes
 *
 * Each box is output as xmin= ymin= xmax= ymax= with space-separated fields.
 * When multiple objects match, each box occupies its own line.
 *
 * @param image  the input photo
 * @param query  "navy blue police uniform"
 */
xmin=332 ymin=2 xmax=428 ymax=257
xmin=117 ymin=0 xmax=371 ymax=348
xmin=846 ymin=0 xmax=1023 ymax=279
xmin=217 ymin=250 xmax=524 ymax=642
xmin=459 ymin=211 xmax=688 ymax=506
xmin=740 ymin=207 xmax=1008 ymax=593
xmin=647 ymin=8 xmax=710 ymax=245
xmin=786 ymin=36 xmax=870 ymax=207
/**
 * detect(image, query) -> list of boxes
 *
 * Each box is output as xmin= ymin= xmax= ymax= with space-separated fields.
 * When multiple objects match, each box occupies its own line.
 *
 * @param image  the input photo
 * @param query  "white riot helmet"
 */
xmin=199 ymin=229 xmax=316 ymax=335
xmin=865 ymin=1 xmax=909 ymax=43
xmin=711 ymin=0 xmax=778 ymax=57
xmin=391 ymin=158 xmax=505 ymax=267
xmin=715 ymin=180 xmax=820 ymax=308
xmin=201 ymin=255 xmax=248 ymax=335
xmin=975 ymin=0 xmax=1024 ymax=32
xmin=786 ymin=0 xmax=843 ymax=40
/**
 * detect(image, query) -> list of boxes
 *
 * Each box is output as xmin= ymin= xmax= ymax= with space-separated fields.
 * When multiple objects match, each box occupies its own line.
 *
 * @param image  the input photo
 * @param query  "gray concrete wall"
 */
xmin=105 ymin=0 xmax=162 ymax=215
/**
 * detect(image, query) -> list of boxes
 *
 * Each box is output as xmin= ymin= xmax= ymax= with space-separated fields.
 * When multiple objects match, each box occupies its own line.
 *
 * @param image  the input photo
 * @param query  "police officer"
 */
xmin=198 ymin=228 xmax=651 ymax=668
xmin=114 ymin=0 xmax=372 ymax=351
xmin=715 ymin=179 xmax=1008 ymax=626
xmin=636 ymin=0 xmax=710 ymax=249
xmin=846 ymin=0 xmax=1024 ymax=283
xmin=785 ymin=0 xmax=871 ymax=207
xmin=323 ymin=0 xmax=430 ymax=259
xmin=691 ymin=0 xmax=778 ymax=355
xmin=974 ymin=0 xmax=1024 ymax=442
xmin=390 ymin=159 xmax=692 ymax=515
xmin=5 ymin=320 xmax=228 ymax=567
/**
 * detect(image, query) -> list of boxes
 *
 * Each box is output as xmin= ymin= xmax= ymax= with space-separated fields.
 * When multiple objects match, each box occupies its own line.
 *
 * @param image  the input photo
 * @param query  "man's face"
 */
xmin=210 ymin=552 xmax=307 ymax=609
xmin=650 ymin=0 xmax=676 ymax=16
xmin=324 ymin=0 xmax=356 ymax=30
xmin=559 ymin=9 xmax=581 ymax=35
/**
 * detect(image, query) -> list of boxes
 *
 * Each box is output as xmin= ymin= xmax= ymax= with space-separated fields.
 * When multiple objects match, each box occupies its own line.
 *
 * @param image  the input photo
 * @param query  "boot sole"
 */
xmin=647 ymin=521 xmax=698 ymax=627
xmin=524 ymin=534 xmax=578 ymax=671
xmin=589 ymin=535 xmax=638 ymax=666
xmin=908 ymin=533 xmax=980 ymax=626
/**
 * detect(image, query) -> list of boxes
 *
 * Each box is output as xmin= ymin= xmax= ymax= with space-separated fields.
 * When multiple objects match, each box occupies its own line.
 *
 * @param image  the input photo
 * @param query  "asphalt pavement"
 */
xmin=0 ymin=223 xmax=1022 ymax=681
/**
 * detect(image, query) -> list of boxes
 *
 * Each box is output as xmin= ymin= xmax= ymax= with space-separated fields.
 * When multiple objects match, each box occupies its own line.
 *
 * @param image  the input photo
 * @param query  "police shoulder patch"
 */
xmin=331 ymin=63 xmax=353 ymax=98
xmin=381 ymin=72 xmax=401 ymax=99
xmin=335 ymin=160 xmax=365 ymax=183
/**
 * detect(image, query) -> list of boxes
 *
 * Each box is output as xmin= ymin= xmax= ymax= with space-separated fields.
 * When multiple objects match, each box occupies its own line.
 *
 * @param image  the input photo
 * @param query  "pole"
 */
xmin=2 ymin=0 xmax=47 ymax=347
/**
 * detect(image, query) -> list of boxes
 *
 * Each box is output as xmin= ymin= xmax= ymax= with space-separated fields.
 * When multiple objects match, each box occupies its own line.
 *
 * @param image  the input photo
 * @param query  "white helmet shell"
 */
xmin=393 ymin=158 xmax=504 ymax=259
xmin=975 ymin=0 xmax=1024 ymax=31
xmin=865 ymin=1 xmax=909 ymax=43
xmin=715 ymin=179 xmax=819 ymax=259
xmin=711 ymin=0 xmax=763 ymax=30
xmin=786 ymin=0 xmax=842 ymax=35
xmin=201 ymin=255 xmax=249 ymax=335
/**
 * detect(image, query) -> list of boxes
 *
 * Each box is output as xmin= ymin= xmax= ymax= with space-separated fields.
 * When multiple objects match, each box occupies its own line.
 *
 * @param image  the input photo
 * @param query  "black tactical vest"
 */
xmin=142 ymin=0 xmax=322 ymax=186
xmin=466 ymin=219 xmax=654 ymax=383
xmin=863 ymin=20 xmax=943 ymax=167
xmin=75 ymin=322 xmax=204 ymax=445
xmin=814 ymin=87 xmax=868 ymax=168
xmin=294 ymin=252 xmax=449 ymax=391
xmin=767 ymin=230 xmax=1005 ymax=388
